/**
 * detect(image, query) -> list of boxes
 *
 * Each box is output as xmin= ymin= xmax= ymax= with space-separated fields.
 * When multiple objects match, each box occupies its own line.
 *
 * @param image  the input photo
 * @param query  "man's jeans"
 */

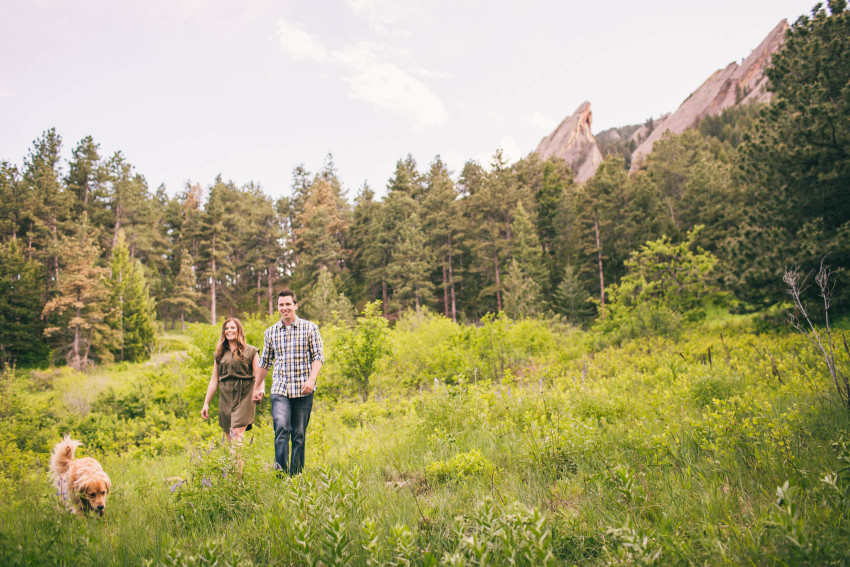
xmin=271 ymin=393 xmax=313 ymax=476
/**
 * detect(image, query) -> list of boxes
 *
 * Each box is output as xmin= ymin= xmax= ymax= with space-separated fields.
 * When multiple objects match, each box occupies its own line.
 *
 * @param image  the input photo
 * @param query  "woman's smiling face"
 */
xmin=224 ymin=320 xmax=238 ymax=341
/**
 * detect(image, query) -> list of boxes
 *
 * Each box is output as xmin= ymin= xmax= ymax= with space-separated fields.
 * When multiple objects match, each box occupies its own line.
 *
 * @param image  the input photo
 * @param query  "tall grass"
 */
xmin=1 ymin=313 xmax=849 ymax=565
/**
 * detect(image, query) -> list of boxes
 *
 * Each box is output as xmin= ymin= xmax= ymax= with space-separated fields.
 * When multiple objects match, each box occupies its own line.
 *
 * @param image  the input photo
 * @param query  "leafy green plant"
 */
xmin=171 ymin=439 xmax=271 ymax=529
xmin=595 ymin=227 xmax=717 ymax=343
xmin=330 ymin=301 xmax=390 ymax=402
xmin=426 ymin=449 xmax=492 ymax=485
xmin=604 ymin=523 xmax=662 ymax=566
xmin=147 ymin=538 xmax=254 ymax=567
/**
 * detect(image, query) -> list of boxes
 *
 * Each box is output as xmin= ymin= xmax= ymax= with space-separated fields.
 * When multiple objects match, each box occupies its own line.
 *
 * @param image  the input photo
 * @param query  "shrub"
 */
xmin=426 ymin=449 xmax=492 ymax=485
xmin=689 ymin=367 xmax=741 ymax=408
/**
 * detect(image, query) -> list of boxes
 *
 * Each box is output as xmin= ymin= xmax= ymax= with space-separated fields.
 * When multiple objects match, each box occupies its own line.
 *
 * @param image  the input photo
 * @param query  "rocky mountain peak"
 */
xmin=629 ymin=19 xmax=788 ymax=172
xmin=534 ymin=101 xmax=603 ymax=183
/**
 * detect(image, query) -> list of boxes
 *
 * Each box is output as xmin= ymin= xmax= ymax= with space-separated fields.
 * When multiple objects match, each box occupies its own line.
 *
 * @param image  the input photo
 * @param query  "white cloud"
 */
xmin=0 ymin=87 xmax=14 ymax=101
xmin=344 ymin=61 xmax=447 ymax=130
xmin=275 ymin=22 xmax=447 ymax=130
xmin=276 ymin=17 xmax=329 ymax=62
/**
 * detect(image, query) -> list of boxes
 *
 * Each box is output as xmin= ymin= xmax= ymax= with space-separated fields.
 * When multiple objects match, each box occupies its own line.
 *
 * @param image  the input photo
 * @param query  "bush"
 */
xmin=426 ymin=449 xmax=492 ymax=485
xmin=689 ymin=367 xmax=741 ymax=408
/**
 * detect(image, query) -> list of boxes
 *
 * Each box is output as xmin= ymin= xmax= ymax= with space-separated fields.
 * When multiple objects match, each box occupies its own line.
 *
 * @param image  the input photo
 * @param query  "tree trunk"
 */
xmin=72 ymin=296 xmax=81 ymax=369
xmin=118 ymin=278 xmax=124 ymax=362
xmin=257 ymin=273 xmax=261 ymax=308
xmin=112 ymin=203 xmax=123 ymax=250
xmin=442 ymin=261 xmax=449 ymax=318
xmin=381 ymin=259 xmax=388 ymax=317
xmin=267 ymin=264 xmax=274 ymax=316
xmin=181 ymin=309 xmax=186 ymax=333
xmin=593 ymin=213 xmax=605 ymax=312
xmin=494 ymin=251 xmax=502 ymax=313
xmin=51 ymin=225 xmax=59 ymax=296
xmin=211 ymin=233 xmax=217 ymax=324
xmin=448 ymin=234 xmax=457 ymax=323
xmin=82 ymin=327 xmax=93 ymax=370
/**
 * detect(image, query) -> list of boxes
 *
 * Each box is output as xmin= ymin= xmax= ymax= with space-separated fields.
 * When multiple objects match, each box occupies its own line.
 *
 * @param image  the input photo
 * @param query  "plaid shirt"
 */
xmin=260 ymin=317 xmax=325 ymax=397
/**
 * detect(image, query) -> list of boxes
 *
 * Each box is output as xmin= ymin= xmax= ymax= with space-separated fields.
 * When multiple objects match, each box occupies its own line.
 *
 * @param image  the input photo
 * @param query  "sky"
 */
xmin=1 ymin=0 xmax=816 ymax=201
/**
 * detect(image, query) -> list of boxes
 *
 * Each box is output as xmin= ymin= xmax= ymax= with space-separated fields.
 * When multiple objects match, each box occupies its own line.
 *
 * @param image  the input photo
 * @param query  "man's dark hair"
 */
xmin=278 ymin=289 xmax=298 ymax=304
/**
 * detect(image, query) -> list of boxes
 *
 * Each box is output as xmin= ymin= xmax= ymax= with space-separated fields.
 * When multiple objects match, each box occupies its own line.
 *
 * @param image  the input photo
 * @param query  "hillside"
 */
xmin=1 ymin=309 xmax=850 ymax=565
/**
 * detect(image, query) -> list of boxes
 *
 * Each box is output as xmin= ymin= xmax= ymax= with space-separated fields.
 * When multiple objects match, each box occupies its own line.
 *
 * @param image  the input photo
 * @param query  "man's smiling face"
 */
xmin=278 ymin=295 xmax=297 ymax=324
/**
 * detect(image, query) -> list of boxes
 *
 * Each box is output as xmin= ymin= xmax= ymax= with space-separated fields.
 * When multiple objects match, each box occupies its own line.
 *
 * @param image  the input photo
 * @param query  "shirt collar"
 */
xmin=277 ymin=316 xmax=300 ymax=329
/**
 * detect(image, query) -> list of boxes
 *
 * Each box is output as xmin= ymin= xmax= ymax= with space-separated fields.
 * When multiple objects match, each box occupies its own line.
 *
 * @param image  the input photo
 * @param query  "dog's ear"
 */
xmin=73 ymin=478 xmax=88 ymax=493
xmin=105 ymin=476 xmax=112 ymax=493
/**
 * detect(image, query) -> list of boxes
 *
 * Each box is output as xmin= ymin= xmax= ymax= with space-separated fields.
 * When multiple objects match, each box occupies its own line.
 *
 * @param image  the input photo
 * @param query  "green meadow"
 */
xmin=2 ymin=310 xmax=849 ymax=566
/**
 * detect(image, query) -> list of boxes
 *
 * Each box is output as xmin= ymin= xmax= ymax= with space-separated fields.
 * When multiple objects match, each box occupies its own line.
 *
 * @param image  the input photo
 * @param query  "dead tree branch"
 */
xmin=784 ymin=263 xmax=850 ymax=409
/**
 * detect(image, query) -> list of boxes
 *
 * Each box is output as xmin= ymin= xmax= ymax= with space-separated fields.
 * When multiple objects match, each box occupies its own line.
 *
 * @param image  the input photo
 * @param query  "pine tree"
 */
xmin=388 ymin=212 xmax=435 ymax=315
xmin=42 ymin=213 xmax=111 ymax=370
xmin=293 ymin=176 xmax=351 ymax=290
xmin=0 ymin=239 xmax=48 ymax=367
xmin=22 ymin=129 xmax=72 ymax=298
xmin=736 ymin=2 xmax=850 ymax=308
xmin=422 ymin=156 xmax=464 ymax=322
xmin=348 ymin=183 xmax=381 ymax=305
xmin=66 ymin=136 xmax=108 ymax=229
xmin=501 ymin=259 xmax=543 ymax=319
xmin=465 ymin=151 xmax=526 ymax=315
xmin=239 ymin=186 xmax=283 ymax=316
xmin=387 ymin=155 xmax=424 ymax=201
xmin=523 ymin=156 xmax=576 ymax=290
xmin=0 ymin=162 xmax=25 ymax=241
xmin=159 ymin=248 xmax=200 ymax=332
xmin=108 ymin=231 xmax=155 ymax=362
xmin=308 ymin=266 xmax=354 ymax=325
xmin=553 ymin=264 xmax=593 ymax=325
xmin=510 ymin=201 xmax=548 ymax=293
xmin=576 ymin=155 xmax=633 ymax=313
xmin=196 ymin=178 xmax=235 ymax=323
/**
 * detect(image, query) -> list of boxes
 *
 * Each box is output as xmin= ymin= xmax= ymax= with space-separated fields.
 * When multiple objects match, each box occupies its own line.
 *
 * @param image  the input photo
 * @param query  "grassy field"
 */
xmin=1 ymin=312 xmax=849 ymax=565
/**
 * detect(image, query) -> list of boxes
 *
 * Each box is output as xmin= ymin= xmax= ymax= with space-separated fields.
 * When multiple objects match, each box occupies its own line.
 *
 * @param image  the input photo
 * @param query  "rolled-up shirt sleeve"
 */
xmin=260 ymin=329 xmax=276 ymax=369
xmin=308 ymin=326 xmax=325 ymax=363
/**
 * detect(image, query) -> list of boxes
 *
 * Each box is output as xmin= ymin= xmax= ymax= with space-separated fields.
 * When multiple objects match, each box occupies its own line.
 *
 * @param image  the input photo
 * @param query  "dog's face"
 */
xmin=77 ymin=477 xmax=110 ymax=516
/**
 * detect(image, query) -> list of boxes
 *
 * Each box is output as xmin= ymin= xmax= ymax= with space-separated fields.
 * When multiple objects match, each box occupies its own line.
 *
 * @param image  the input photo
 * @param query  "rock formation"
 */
xmin=534 ymin=101 xmax=603 ymax=183
xmin=629 ymin=20 xmax=788 ymax=172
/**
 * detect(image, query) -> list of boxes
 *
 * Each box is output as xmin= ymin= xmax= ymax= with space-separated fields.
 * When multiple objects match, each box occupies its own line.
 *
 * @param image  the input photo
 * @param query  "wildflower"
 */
xmin=202 ymin=475 xmax=212 ymax=488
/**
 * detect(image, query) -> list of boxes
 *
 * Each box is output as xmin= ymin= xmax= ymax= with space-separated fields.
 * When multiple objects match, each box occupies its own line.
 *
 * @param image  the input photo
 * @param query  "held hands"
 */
xmin=252 ymin=389 xmax=264 ymax=403
xmin=300 ymin=379 xmax=316 ymax=396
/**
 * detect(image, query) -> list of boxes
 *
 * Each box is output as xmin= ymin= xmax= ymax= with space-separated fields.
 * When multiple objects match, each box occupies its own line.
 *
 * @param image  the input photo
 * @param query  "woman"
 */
xmin=201 ymin=318 xmax=263 ymax=442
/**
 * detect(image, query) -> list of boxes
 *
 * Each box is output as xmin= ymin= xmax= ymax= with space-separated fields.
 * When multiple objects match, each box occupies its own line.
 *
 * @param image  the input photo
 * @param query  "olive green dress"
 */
xmin=217 ymin=344 xmax=259 ymax=432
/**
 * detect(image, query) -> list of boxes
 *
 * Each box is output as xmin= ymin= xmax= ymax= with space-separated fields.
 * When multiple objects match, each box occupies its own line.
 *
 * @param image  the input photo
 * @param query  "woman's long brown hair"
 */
xmin=214 ymin=318 xmax=247 ymax=361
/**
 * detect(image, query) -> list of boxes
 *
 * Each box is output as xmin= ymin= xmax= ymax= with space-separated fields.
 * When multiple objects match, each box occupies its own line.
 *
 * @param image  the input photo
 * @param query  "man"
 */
xmin=255 ymin=289 xmax=324 ymax=475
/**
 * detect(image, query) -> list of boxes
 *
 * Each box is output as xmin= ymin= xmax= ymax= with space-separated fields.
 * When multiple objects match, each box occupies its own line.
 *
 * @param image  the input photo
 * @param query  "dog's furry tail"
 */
xmin=50 ymin=435 xmax=82 ymax=485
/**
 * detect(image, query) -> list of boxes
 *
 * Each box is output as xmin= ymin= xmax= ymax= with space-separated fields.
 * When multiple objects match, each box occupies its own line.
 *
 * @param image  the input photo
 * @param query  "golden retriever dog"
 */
xmin=49 ymin=436 xmax=111 ymax=517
